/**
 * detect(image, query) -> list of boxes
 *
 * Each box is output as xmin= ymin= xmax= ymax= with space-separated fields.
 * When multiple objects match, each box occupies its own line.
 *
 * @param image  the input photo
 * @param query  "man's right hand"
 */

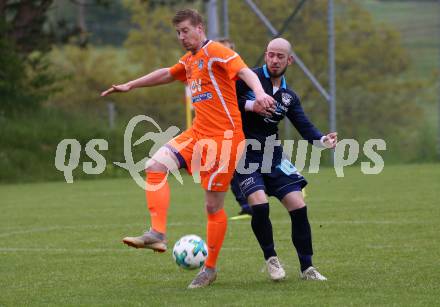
xmin=254 ymin=92 xmax=276 ymax=116
xmin=101 ymin=84 xmax=131 ymax=97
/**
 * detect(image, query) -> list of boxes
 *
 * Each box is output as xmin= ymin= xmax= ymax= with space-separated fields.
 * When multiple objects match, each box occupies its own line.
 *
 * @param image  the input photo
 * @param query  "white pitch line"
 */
xmin=0 ymin=219 xmax=430 ymax=238
xmin=0 ymin=246 xmax=253 ymax=253
xmin=0 ymin=225 xmax=130 ymax=238
xmin=0 ymin=247 xmax=131 ymax=253
xmin=0 ymin=222 xmax=200 ymax=238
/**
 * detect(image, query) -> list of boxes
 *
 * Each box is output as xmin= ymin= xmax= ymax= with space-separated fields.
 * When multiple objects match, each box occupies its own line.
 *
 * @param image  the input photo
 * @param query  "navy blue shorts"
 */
xmin=232 ymin=159 xmax=307 ymax=201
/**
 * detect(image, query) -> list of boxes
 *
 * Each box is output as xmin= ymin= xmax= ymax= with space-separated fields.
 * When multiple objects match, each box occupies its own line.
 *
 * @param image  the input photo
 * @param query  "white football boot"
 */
xmin=300 ymin=266 xmax=327 ymax=281
xmin=266 ymin=256 xmax=286 ymax=281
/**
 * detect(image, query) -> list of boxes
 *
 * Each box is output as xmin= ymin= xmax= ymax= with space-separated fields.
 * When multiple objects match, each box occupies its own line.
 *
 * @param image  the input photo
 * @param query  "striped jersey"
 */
xmin=169 ymin=40 xmax=247 ymax=136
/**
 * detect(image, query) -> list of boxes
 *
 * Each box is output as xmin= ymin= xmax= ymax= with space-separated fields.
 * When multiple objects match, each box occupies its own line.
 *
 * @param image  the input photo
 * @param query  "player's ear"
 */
xmin=197 ymin=24 xmax=204 ymax=35
xmin=287 ymin=54 xmax=294 ymax=65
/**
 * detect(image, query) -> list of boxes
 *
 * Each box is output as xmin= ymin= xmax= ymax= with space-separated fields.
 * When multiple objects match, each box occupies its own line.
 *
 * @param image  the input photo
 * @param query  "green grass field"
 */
xmin=1 ymin=164 xmax=439 ymax=306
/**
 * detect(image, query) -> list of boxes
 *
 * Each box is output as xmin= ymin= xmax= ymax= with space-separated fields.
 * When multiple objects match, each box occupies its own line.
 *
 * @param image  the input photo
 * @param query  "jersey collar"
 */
xmin=202 ymin=39 xmax=210 ymax=48
xmin=192 ymin=39 xmax=211 ymax=55
xmin=262 ymin=64 xmax=287 ymax=89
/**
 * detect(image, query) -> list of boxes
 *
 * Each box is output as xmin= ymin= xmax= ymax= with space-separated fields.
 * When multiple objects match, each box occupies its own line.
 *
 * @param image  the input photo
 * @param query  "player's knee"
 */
xmin=247 ymin=190 xmax=267 ymax=205
xmin=281 ymin=191 xmax=305 ymax=210
xmin=145 ymin=147 xmax=178 ymax=172
xmin=205 ymin=199 xmax=223 ymax=214
xmin=145 ymin=160 xmax=168 ymax=173
xmin=292 ymin=199 xmax=306 ymax=210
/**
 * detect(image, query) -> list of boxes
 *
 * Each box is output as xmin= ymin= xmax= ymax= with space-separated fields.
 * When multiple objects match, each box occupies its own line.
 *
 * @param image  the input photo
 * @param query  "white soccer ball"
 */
xmin=172 ymin=234 xmax=208 ymax=270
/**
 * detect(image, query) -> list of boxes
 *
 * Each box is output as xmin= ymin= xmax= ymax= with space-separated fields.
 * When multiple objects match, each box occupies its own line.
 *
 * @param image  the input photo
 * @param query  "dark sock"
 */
xmin=251 ymin=203 xmax=276 ymax=260
xmin=289 ymin=206 xmax=313 ymax=271
xmin=298 ymin=254 xmax=312 ymax=272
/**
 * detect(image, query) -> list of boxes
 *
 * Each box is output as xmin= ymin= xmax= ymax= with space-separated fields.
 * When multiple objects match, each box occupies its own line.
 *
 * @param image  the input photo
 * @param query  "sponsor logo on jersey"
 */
xmin=192 ymin=92 xmax=213 ymax=103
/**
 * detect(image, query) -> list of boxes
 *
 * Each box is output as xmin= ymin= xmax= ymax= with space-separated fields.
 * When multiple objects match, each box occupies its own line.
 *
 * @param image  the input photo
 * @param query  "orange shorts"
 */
xmin=167 ymin=128 xmax=245 ymax=192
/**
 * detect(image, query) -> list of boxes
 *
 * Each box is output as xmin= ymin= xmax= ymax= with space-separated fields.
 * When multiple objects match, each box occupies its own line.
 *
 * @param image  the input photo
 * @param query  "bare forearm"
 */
xmin=126 ymin=68 xmax=174 ymax=90
xmin=237 ymin=68 xmax=265 ymax=96
xmin=237 ymin=67 xmax=275 ymax=112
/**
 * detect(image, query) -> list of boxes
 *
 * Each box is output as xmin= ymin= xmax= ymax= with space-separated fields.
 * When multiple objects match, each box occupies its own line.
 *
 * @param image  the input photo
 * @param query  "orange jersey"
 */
xmin=169 ymin=40 xmax=247 ymax=136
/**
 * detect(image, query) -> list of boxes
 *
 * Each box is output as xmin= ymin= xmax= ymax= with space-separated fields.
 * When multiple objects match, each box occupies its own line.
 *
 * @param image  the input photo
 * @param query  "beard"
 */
xmin=268 ymin=66 xmax=288 ymax=78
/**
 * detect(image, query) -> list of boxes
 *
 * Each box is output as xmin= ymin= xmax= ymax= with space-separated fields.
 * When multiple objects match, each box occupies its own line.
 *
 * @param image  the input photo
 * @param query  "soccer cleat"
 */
xmin=122 ymin=229 xmax=167 ymax=252
xmin=187 ymin=267 xmax=217 ymax=289
xmin=230 ymin=214 xmax=251 ymax=221
xmin=266 ymin=256 xmax=286 ymax=281
xmin=300 ymin=266 xmax=327 ymax=281
xmin=230 ymin=206 xmax=252 ymax=220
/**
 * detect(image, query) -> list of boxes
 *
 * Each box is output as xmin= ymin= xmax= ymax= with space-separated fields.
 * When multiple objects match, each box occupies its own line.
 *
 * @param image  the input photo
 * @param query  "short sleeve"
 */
xmin=226 ymin=55 xmax=247 ymax=80
xmin=169 ymin=53 xmax=190 ymax=82
xmin=169 ymin=61 xmax=186 ymax=82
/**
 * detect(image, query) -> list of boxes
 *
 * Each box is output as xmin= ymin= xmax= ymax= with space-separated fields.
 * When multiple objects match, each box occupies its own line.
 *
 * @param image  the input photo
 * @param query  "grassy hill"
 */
xmin=358 ymin=0 xmax=439 ymax=78
xmin=357 ymin=0 xmax=439 ymax=142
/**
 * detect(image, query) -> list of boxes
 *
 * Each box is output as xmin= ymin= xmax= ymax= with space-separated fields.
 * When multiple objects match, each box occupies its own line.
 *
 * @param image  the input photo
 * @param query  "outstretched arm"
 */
xmin=286 ymin=95 xmax=338 ymax=148
xmin=101 ymin=68 xmax=174 ymax=97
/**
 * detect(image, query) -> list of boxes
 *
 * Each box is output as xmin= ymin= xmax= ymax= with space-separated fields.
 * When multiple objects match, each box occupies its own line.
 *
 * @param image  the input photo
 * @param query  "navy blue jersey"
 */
xmin=236 ymin=65 xmax=323 ymax=150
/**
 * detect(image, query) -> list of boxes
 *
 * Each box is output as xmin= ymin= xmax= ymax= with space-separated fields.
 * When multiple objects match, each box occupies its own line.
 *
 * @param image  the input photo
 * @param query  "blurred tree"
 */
xmin=49 ymin=0 xmax=124 ymax=47
xmin=0 ymin=0 xmax=53 ymax=53
xmin=228 ymin=0 xmax=426 ymax=160
xmin=0 ymin=1 xmax=59 ymax=114
xmin=117 ymin=0 xmax=426 ymax=156
xmin=47 ymin=0 xmax=203 ymax=129
xmin=78 ymin=0 xmax=130 ymax=46
xmin=48 ymin=0 xmax=428 ymax=161
xmin=0 ymin=26 xmax=57 ymax=114
xmin=0 ymin=0 xmax=116 ymax=114
xmin=144 ymin=0 xmax=198 ymax=9
xmin=47 ymin=45 xmax=131 ymax=111
xmin=0 ymin=20 xmax=28 ymax=112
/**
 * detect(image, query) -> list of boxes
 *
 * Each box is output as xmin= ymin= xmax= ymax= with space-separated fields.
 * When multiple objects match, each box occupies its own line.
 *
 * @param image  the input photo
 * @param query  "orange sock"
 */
xmin=205 ymin=208 xmax=227 ymax=269
xmin=146 ymin=172 xmax=169 ymax=234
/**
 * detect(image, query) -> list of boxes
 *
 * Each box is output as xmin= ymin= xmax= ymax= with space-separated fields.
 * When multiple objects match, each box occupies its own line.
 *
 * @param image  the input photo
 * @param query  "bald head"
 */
xmin=264 ymin=38 xmax=293 ymax=78
xmin=267 ymin=38 xmax=292 ymax=55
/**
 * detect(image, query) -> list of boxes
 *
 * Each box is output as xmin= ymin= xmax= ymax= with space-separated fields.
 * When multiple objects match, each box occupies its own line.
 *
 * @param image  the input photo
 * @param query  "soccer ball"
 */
xmin=172 ymin=234 xmax=208 ymax=270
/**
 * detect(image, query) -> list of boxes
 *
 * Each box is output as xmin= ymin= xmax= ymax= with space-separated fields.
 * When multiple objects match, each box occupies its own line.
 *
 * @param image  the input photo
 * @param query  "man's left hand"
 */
xmin=321 ymin=132 xmax=338 ymax=149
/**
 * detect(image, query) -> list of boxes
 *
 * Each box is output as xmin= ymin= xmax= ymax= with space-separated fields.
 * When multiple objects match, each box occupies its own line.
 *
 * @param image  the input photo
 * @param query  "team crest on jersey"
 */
xmin=281 ymin=92 xmax=293 ymax=106
xmin=198 ymin=59 xmax=204 ymax=70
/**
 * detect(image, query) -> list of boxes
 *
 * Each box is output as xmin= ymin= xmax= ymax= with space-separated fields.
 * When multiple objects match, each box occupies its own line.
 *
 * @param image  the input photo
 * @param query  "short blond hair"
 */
xmin=172 ymin=9 xmax=204 ymax=27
